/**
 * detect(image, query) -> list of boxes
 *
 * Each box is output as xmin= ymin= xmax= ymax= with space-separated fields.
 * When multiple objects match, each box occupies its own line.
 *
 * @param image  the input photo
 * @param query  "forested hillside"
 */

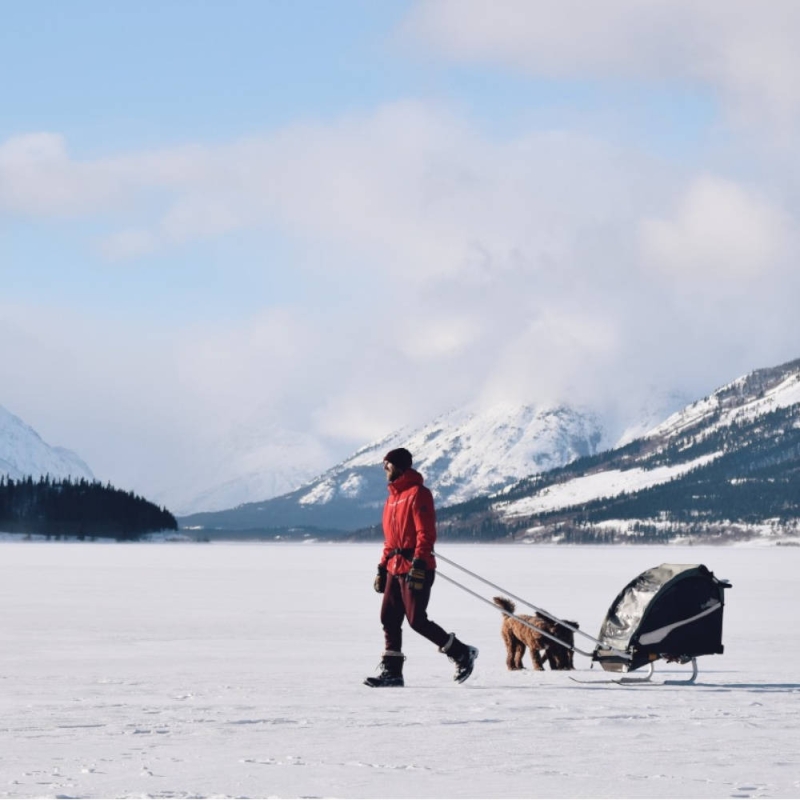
xmin=0 ymin=476 xmax=177 ymax=540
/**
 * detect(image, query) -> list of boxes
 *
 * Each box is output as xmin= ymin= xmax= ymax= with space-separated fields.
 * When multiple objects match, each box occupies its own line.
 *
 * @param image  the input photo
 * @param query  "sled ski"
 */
xmin=569 ymin=658 xmax=699 ymax=686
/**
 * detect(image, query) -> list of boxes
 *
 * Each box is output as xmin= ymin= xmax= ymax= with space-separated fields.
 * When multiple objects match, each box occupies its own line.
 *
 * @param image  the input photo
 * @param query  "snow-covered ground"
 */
xmin=0 ymin=541 xmax=797 ymax=799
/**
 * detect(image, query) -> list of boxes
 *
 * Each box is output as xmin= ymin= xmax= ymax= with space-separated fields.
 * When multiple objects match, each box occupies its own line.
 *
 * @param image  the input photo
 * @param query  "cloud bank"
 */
xmin=2 ymin=2 xmax=800 ymax=508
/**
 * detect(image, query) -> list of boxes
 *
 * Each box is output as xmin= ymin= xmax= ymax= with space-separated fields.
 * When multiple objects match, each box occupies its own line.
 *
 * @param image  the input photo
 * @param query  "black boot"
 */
xmin=364 ymin=652 xmax=405 ymax=687
xmin=440 ymin=634 xmax=479 ymax=683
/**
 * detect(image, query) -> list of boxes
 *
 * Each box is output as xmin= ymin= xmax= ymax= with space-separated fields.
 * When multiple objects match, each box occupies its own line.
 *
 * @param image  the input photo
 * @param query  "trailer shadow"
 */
xmin=697 ymin=682 xmax=800 ymax=693
xmin=560 ymin=681 xmax=800 ymax=693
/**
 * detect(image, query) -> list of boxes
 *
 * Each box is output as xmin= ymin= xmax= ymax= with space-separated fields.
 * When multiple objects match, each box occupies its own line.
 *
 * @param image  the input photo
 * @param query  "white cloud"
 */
xmin=0 ymin=106 xmax=642 ymax=287
xmin=403 ymin=0 xmax=682 ymax=77
xmin=3 ymin=90 xmax=800 ymax=508
xmin=403 ymin=0 xmax=800 ymax=134
xmin=0 ymin=132 xmax=67 ymax=165
xmin=640 ymin=174 xmax=788 ymax=282
xmin=0 ymin=133 xmax=78 ymax=215
xmin=399 ymin=315 xmax=481 ymax=360
xmin=477 ymin=308 xmax=620 ymax=409
xmin=0 ymin=133 xmax=211 ymax=217
xmin=99 ymin=228 xmax=157 ymax=261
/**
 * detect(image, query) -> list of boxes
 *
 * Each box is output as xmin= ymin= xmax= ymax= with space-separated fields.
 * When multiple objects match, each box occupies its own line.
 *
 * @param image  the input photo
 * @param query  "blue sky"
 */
xmin=2 ymin=2 xmax=409 ymax=142
xmin=2 ymin=0 xmax=800 ymax=511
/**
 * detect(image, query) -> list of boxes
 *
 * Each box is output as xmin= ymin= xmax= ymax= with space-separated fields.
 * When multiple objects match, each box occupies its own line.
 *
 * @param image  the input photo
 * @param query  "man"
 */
xmin=364 ymin=447 xmax=478 ymax=687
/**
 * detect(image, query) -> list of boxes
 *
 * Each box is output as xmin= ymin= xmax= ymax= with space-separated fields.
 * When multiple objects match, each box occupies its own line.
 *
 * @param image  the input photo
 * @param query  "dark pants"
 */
xmin=381 ymin=571 xmax=450 ymax=653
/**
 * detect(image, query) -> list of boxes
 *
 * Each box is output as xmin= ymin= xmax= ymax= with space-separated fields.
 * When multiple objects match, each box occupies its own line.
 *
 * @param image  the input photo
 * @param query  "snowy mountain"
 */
xmin=0 ymin=404 xmax=94 ymax=482
xmin=179 ymin=402 xmax=609 ymax=534
xmin=167 ymin=384 xmax=689 ymax=517
xmin=437 ymin=357 xmax=800 ymax=545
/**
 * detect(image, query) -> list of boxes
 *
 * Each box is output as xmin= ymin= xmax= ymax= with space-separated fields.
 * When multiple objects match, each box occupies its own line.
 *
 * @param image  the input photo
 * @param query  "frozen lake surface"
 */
xmin=0 ymin=541 xmax=798 ymax=799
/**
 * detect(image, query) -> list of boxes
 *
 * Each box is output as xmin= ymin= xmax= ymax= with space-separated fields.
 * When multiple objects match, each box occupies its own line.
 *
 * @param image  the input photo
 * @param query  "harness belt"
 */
xmin=388 ymin=548 xmax=414 ymax=560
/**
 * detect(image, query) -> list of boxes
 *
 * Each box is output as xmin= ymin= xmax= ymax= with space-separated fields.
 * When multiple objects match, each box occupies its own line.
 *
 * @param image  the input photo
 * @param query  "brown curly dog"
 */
xmin=493 ymin=596 xmax=578 ymax=671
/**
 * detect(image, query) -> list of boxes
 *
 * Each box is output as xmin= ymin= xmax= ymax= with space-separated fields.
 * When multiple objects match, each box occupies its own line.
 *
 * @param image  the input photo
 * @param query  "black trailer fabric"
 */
xmin=594 ymin=563 xmax=730 ymax=673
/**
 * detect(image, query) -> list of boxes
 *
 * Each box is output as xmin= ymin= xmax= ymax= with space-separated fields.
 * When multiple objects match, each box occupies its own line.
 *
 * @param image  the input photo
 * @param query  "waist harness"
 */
xmin=388 ymin=548 xmax=414 ymax=560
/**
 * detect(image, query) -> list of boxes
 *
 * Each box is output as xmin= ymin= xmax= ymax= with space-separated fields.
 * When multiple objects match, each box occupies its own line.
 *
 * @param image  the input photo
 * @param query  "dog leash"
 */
xmin=435 ymin=566 xmax=595 ymax=658
xmin=434 ymin=549 xmax=628 ymax=660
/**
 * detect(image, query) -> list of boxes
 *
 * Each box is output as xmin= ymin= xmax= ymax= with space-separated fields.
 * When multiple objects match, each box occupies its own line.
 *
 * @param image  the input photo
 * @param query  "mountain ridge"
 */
xmin=434 ymin=356 xmax=800 ymax=545
xmin=0 ymin=404 xmax=94 ymax=484
xmin=179 ymin=401 xmax=614 ymax=534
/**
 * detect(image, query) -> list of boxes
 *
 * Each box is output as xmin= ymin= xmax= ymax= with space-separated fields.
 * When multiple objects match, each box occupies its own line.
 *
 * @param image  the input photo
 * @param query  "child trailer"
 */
xmin=434 ymin=553 xmax=732 ymax=685
xmin=589 ymin=563 xmax=732 ymax=683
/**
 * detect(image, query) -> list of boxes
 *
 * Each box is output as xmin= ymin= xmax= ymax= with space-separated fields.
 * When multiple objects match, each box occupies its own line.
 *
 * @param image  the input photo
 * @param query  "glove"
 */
xmin=373 ymin=564 xmax=387 ymax=594
xmin=406 ymin=558 xmax=427 ymax=592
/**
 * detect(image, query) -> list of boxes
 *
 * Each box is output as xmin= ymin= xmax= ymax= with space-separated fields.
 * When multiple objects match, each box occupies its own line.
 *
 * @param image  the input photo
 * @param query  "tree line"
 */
xmin=0 ymin=475 xmax=177 ymax=540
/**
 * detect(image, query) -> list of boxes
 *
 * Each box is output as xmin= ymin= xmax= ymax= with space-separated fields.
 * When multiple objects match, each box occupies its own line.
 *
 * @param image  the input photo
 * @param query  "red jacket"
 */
xmin=380 ymin=468 xmax=438 ymax=575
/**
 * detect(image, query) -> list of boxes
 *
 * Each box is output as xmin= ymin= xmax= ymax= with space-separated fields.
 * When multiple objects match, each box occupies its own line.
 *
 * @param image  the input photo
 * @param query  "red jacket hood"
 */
xmin=387 ymin=468 xmax=425 ymax=495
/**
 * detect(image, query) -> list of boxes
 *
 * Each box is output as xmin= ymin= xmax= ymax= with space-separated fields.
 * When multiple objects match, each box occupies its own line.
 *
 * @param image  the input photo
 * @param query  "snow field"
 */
xmin=0 ymin=542 xmax=798 ymax=799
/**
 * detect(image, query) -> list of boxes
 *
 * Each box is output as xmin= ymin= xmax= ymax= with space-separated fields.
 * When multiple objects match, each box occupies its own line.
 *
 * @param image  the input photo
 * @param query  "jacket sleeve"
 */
xmin=411 ymin=487 xmax=437 ymax=566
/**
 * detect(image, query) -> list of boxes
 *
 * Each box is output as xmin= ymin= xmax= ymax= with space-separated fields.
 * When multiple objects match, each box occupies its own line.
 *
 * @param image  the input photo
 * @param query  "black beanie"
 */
xmin=384 ymin=447 xmax=413 ymax=471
